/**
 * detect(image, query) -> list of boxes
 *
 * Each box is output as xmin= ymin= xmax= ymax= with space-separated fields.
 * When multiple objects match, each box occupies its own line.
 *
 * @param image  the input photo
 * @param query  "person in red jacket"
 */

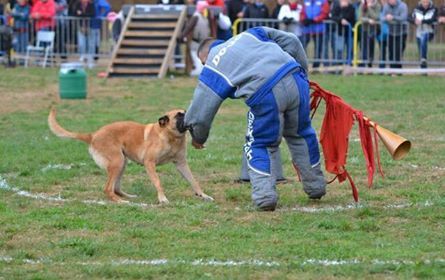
xmin=30 ymin=0 xmax=55 ymax=31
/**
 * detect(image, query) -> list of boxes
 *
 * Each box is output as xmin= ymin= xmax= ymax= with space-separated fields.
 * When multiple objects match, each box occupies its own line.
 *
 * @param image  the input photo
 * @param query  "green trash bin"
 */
xmin=59 ymin=63 xmax=87 ymax=99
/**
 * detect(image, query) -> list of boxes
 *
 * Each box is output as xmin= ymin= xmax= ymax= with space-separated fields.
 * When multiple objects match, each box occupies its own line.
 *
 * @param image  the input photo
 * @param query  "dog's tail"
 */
xmin=48 ymin=107 xmax=92 ymax=144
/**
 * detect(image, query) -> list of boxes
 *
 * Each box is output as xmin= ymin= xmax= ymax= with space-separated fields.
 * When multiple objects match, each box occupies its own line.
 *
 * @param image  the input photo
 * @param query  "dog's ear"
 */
xmin=158 ymin=115 xmax=170 ymax=127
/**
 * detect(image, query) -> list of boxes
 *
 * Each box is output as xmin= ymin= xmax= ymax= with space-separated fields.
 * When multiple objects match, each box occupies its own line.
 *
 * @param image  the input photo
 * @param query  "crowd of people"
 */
xmin=180 ymin=0 xmax=445 ymax=73
xmin=1 ymin=0 xmax=445 ymax=70
xmin=0 ymin=0 xmax=111 ymax=68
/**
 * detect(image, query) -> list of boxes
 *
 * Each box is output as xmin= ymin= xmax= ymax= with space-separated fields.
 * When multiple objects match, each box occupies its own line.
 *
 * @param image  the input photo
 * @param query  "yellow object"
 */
xmin=232 ymin=18 xmax=241 ymax=36
xmin=352 ymin=21 xmax=362 ymax=68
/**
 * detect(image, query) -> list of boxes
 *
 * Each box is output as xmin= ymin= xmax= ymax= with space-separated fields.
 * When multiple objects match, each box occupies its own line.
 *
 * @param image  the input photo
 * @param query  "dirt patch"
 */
xmin=0 ymin=89 xmax=57 ymax=115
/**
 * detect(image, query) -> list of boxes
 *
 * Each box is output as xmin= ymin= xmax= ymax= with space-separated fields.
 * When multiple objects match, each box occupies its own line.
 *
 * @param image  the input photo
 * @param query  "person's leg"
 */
xmin=77 ymin=30 xmax=86 ymax=61
xmin=345 ymin=29 xmax=352 ymax=65
xmin=330 ymin=26 xmax=337 ymax=65
xmin=394 ymin=35 xmax=402 ymax=68
xmin=313 ymin=33 xmax=322 ymax=68
xmin=302 ymin=33 xmax=309 ymax=50
xmin=361 ymin=30 xmax=369 ymax=67
xmin=379 ymin=38 xmax=387 ymax=68
xmin=273 ymin=71 xmax=326 ymax=199
xmin=240 ymin=147 xmax=286 ymax=182
xmin=86 ymin=31 xmax=94 ymax=68
xmin=416 ymin=36 xmax=422 ymax=60
xmin=87 ymin=29 xmax=98 ymax=68
xmin=245 ymin=92 xmax=282 ymax=210
xmin=18 ymin=32 xmax=26 ymax=54
xmin=369 ymin=33 xmax=375 ymax=67
xmin=388 ymin=34 xmax=395 ymax=68
xmin=322 ymin=24 xmax=330 ymax=67
xmin=59 ymin=22 xmax=67 ymax=59
xmin=248 ymin=146 xmax=279 ymax=211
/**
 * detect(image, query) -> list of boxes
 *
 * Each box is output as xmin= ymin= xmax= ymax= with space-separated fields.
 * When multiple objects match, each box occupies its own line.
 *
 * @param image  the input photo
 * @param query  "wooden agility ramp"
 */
xmin=107 ymin=5 xmax=187 ymax=78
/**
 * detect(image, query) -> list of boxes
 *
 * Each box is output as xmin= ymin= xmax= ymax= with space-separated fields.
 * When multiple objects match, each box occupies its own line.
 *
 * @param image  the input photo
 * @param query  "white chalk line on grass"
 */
xmin=0 ymin=175 xmax=437 ymax=212
xmin=41 ymin=163 xmax=87 ymax=172
xmin=1 ymin=255 xmax=444 ymax=268
xmin=0 ymin=175 xmax=155 ymax=209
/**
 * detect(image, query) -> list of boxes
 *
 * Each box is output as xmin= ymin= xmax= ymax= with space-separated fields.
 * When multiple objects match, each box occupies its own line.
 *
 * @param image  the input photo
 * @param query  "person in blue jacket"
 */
xmin=184 ymin=27 xmax=327 ymax=211
xmin=90 ymin=0 xmax=110 ymax=66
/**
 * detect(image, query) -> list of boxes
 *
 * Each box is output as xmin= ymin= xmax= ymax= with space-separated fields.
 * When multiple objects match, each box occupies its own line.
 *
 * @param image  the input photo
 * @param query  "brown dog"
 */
xmin=48 ymin=108 xmax=213 ymax=204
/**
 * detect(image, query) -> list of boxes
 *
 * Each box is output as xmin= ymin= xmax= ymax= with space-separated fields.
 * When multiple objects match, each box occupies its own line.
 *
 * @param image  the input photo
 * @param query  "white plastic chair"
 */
xmin=25 ymin=30 xmax=55 ymax=68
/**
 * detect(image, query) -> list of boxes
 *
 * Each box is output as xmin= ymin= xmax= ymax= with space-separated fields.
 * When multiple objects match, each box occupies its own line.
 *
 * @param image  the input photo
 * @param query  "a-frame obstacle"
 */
xmin=107 ymin=5 xmax=187 ymax=78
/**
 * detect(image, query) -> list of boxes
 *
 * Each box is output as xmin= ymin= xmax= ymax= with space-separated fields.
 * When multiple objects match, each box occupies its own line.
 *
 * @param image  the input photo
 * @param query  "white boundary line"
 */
xmin=0 ymin=175 xmax=155 ymax=208
xmin=1 ymin=255 xmax=444 ymax=267
xmin=0 ymin=175 xmax=436 ymax=212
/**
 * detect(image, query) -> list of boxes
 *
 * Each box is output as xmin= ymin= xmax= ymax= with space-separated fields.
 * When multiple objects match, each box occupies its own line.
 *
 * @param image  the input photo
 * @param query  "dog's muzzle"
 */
xmin=176 ymin=116 xmax=190 ymax=134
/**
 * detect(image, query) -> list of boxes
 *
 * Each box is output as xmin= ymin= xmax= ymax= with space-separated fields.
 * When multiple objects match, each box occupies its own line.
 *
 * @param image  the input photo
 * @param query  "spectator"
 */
xmin=439 ymin=0 xmax=445 ymax=23
xmin=30 ymin=0 xmax=55 ymax=31
xmin=226 ymin=0 xmax=244 ymax=24
xmin=411 ymin=0 xmax=437 ymax=68
xmin=381 ymin=0 xmax=407 ymax=69
xmin=180 ymin=0 xmax=214 ymax=76
xmin=75 ymin=0 xmax=95 ymax=68
xmin=358 ymin=0 xmax=381 ymax=67
xmin=11 ymin=0 xmax=29 ymax=54
xmin=377 ymin=0 xmax=388 ymax=68
xmin=271 ymin=0 xmax=284 ymax=19
xmin=91 ymin=0 xmax=110 ymax=63
xmin=300 ymin=0 xmax=330 ymax=68
xmin=4 ymin=0 xmax=17 ymax=19
xmin=331 ymin=0 xmax=355 ymax=64
xmin=108 ymin=10 xmax=122 ymax=43
xmin=277 ymin=0 xmax=303 ymax=41
xmin=242 ymin=0 xmax=269 ymax=20
xmin=324 ymin=0 xmax=338 ymax=67
xmin=159 ymin=0 xmax=184 ymax=65
xmin=214 ymin=9 xmax=232 ymax=40
xmin=206 ymin=0 xmax=232 ymax=39
xmin=54 ymin=0 xmax=67 ymax=59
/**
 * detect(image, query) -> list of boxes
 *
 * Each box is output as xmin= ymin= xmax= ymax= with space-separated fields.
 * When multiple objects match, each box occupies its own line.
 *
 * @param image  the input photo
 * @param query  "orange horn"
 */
xmin=364 ymin=117 xmax=412 ymax=160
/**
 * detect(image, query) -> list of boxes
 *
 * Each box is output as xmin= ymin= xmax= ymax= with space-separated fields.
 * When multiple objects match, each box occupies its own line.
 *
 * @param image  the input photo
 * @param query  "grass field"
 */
xmin=0 ymin=68 xmax=444 ymax=279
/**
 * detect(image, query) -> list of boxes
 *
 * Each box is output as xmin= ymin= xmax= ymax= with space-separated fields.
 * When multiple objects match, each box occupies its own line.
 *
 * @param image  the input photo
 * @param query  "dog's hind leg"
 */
xmin=144 ymin=160 xmax=169 ymax=204
xmin=104 ymin=155 xmax=129 ymax=203
xmin=114 ymin=159 xmax=137 ymax=198
xmin=175 ymin=160 xmax=214 ymax=201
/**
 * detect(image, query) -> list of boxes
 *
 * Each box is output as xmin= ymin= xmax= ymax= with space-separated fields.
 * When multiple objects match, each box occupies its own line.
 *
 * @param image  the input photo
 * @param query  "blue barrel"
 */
xmin=59 ymin=63 xmax=87 ymax=99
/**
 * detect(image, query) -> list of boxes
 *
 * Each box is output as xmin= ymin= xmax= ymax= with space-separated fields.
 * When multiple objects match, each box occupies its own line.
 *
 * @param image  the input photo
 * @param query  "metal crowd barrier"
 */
xmin=233 ymin=18 xmax=353 ymax=67
xmin=233 ymin=18 xmax=445 ymax=69
xmin=354 ymin=21 xmax=445 ymax=68
xmin=5 ymin=16 xmax=114 ymax=65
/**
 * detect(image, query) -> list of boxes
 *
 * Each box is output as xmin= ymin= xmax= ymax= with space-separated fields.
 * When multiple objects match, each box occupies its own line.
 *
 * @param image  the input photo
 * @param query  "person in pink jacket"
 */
xmin=30 ymin=0 xmax=56 ymax=31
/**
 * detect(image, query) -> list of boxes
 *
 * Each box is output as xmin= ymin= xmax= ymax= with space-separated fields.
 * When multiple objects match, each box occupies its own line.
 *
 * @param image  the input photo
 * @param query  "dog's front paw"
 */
xmin=197 ymin=193 xmax=214 ymax=202
xmin=158 ymin=196 xmax=170 ymax=204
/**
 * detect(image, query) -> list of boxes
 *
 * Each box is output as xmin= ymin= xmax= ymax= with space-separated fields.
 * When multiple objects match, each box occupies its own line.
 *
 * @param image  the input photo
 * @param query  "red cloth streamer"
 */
xmin=309 ymin=81 xmax=384 ymax=202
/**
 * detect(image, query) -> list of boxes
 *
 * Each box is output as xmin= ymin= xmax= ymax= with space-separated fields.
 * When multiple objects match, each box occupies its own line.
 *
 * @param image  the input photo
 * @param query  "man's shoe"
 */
xmin=308 ymin=189 xmax=326 ymax=200
xmin=256 ymin=201 xmax=277 ymax=211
